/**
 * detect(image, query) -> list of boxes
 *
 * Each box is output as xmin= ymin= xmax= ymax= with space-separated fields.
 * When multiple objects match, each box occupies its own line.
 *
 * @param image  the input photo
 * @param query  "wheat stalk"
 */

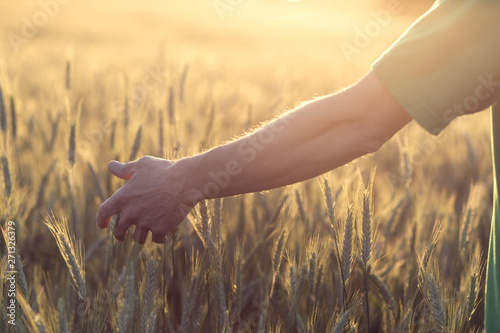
xmin=145 ymin=310 xmax=158 ymax=333
xmin=42 ymin=213 xmax=86 ymax=302
xmin=383 ymin=306 xmax=395 ymax=333
xmin=68 ymin=123 xmax=76 ymax=168
xmin=288 ymin=264 xmax=298 ymax=330
xmin=170 ymin=227 xmax=179 ymax=333
xmin=295 ymin=189 xmax=308 ymax=225
xmin=395 ymin=309 xmax=412 ymax=333
xmin=361 ymin=179 xmax=374 ymax=333
xmin=322 ymin=178 xmax=350 ymax=310
xmin=158 ymin=109 xmax=164 ymax=156
xmin=466 ymin=251 xmax=482 ymax=323
xmin=1 ymin=154 xmax=12 ymax=198
xmin=118 ymin=261 xmax=136 ymax=333
xmin=9 ymin=95 xmax=16 ymax=140
xmin=167 ymin=86 xmax=175 ymax=126
xmin=272 ymin=227 xmax=288 ymax=274
xmin=426 ymin=273 xmax=446 ymax=329
xmin=35 ymin=314 xmax=47 ymax=333
xmin=308 ymin=251 xmax=316 ymax=297
xmin=1 ymin=225 xmax=27 ymax=296
xmin=361 ymin=190 xmax=372 ymax=267
xmin=322 ymin=178 xmax=335 ymax=228
xmin=341 ymin=205 xmax=354 ymax=282
xmin=331 ymin=308 xmax=352 ymax=333
xmin=419 ymin=221 xmax=444 ymax=278
xmin=87 ymin=161 xmax=106 ymax=203
xmin=213 ymin=197 xmax=223 ymax=249
xmin=314 ymin=262 xmax=324 ymax=302
xmin=110 ymin=119 xmax=117 ymax=149
xmin=191 ymin=268 xmax=206 ymax=329
xmin=129 ymin=124 xmax=142 ymax=161
xmin=140 ymin=256 xmax=158 ymax=332
xmin=48 ymin=112 xmax=62 ymax=152
xmin=58 ymin=297 xmax=67 ymax=333
xmin=0 ymin=82 xmax=6 ymax=138
xmin=231 ymin=245 xmax=243 ymax=329
xmin=179 ymin=63 xmax=189 ymax=102
xmin=90 ymin=290 xmax=111 ymax=333
xmin=460 ymin=205 xmax=473 ymax=252
xmin=369 ymin=272 xmax=395 ymax=312
xmin=123 ymin=95 xmax=129 ymax=135
xmin=66 ymin=100 xmax=83 ymax=239
xmin=200 ymin=200 xmax=210 ymax=245
xmin=201 ymin=103 xmax=216 ymax=148
xmin=216 ymin=269 xmax=228 ymax=333
xmin=65 ymin=59 xmax=71 ymax=91
xmin=181 ymin=270 xmax=200 ymax=332
xmin=34 ymin=162 xmax=53 ymax=210
xmin=296 ymin=313 xmax=306 ymax=333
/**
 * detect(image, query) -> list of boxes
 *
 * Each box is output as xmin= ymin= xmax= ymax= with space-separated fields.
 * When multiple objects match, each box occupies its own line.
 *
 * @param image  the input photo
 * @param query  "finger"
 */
xmin=113 ymin=216 xmax=133 ymax=242
xmin=133 ymin=226 xmax=149 ymax=244
xmin=108 ymin=160 xmax=138 ymax=180
xmin=96 ymin=195 xmax=121 ymax=228
xmin=152 ymin=232 xmax=168 ymax=244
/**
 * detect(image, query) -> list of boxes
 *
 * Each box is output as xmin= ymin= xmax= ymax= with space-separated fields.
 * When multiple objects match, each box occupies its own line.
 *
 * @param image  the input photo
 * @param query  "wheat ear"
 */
xmin=42 ymin=213 xmax=86 ymax=302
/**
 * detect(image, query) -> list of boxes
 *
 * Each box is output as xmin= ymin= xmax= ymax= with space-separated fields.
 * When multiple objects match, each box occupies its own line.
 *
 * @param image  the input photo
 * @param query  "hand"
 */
xmin=95 ymin=156 xmax=198 ymax=244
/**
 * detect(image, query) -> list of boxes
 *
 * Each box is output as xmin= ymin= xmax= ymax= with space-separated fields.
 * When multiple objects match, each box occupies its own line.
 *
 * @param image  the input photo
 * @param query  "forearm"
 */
xmin=178 ymin=71 xmax=408 ymax=201
xmin=96 ymin=71 xmax=411 ymax=242
xmin=184 ymin=106 xmax=361 ymax=198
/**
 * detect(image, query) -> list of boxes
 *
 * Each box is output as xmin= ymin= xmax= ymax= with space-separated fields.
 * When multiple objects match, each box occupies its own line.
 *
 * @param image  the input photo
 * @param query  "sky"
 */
xmin=0 ymin=0 xmax=433 ymax=81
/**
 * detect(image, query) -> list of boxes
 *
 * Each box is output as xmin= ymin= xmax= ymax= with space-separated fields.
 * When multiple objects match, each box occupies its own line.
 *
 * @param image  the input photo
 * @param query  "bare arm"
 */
xmin=96 ymin=70 xmax=412 ymax=243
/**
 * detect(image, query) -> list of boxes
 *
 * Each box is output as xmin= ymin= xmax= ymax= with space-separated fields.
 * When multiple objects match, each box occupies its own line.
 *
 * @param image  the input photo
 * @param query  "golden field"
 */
xmin=0 ymin=0 xmax=492 ymax=332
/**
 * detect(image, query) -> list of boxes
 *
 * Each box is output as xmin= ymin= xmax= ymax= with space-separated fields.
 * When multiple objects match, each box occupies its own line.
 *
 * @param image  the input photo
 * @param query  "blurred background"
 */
xmin=0 ymin=0 xmax=491 ymax=213
xmin=0 ymin=0 xmax=491 ymax=232
xmin=0 ymin=0 xmax=445 ymax=147
xmin=0 ymin=1 xmax=493 ymax=332
xmin=1 ymin=0 xmax=435 ymax=81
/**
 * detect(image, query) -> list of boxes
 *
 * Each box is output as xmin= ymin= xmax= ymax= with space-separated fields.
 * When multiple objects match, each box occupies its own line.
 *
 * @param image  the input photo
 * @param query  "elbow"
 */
xmin=353 ymin=105 xmax=410 ymax=156
xmin=358 ymin=134 xmax=386 ymax=155
xmin=347 ymin=70 xmax=412 ymax=155
xmin=354 ymin=108 xmax=410 ymax=155
xmin=355 ymin=119 xmax=390 ymax=156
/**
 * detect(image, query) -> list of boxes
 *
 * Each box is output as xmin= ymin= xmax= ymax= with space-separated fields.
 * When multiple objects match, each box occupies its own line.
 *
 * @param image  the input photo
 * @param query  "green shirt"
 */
xmin=372 ymin=0 xmax=500 ymax=331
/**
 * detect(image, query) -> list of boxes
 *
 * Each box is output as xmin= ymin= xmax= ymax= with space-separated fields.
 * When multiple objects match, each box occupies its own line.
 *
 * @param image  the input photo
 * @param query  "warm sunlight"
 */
xmin=4 ymin=0 xmax=498 ymax=332
xmin=1 ymin=0 xmax=430 ymax=70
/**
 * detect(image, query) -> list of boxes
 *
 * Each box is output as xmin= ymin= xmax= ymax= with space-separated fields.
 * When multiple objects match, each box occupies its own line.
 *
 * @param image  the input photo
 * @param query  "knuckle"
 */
xmin=111 ymin=188 xmax=123 ymax=202
xmin=113 ymin=189 xmax=128 ymax=206
xmin=138 ymin=155 xmax=152 ymax=166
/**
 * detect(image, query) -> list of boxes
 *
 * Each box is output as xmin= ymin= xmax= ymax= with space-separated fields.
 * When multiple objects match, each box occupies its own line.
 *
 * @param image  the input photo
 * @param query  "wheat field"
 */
xmin=0 ymin=0 xmax=493 ymax=332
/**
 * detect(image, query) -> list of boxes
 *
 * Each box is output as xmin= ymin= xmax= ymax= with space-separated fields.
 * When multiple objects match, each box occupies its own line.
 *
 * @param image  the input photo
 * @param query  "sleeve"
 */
xmin=372 ymin=0 xmax=500 ymax=135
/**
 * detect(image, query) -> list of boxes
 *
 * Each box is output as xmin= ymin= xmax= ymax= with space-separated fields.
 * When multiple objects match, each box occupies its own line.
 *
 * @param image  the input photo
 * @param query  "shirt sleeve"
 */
xmin=372 ymin=0 xmax=500 ymax=135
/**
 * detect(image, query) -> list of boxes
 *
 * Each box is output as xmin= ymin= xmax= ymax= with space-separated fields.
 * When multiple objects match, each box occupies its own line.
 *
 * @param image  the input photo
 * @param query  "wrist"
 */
xmin=171 ymin=154 xmax=209 ymax=204
xmin=173 ymin=145 xmax=242 ymax=201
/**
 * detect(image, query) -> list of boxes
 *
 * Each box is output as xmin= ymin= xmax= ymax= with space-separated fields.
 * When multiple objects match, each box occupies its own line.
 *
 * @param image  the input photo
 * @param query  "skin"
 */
xmin=95 ymin=70 xmax=413 ymax=244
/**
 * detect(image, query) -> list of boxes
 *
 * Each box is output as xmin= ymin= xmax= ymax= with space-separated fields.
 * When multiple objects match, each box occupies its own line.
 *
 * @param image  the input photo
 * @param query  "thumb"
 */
xmin=108 ymin=160 xmax=137 ymax=179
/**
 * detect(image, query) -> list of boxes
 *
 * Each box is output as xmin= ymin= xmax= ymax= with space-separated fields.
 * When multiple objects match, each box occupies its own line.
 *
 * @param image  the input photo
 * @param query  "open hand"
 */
xmin=95 ymin=156 xmax=198 ymax=244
